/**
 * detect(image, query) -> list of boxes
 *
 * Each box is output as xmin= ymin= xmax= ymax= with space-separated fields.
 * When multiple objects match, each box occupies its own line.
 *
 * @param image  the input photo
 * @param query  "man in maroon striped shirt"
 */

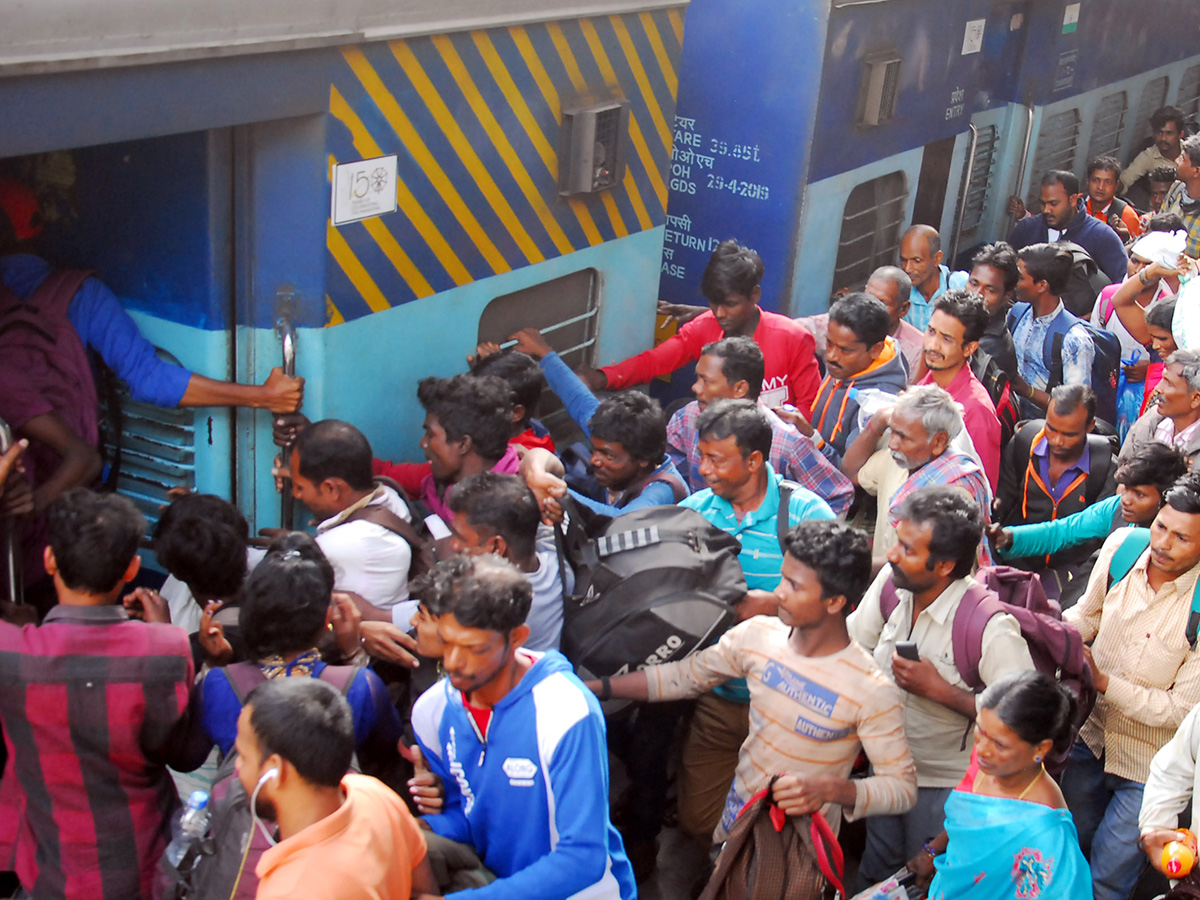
xmin=0 ymin=489 xmax=193 ymax=900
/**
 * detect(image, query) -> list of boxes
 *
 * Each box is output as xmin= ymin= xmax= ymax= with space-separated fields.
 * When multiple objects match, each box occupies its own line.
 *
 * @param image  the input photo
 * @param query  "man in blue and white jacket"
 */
xmin=411 ymin=554 xmax=635 ymax=900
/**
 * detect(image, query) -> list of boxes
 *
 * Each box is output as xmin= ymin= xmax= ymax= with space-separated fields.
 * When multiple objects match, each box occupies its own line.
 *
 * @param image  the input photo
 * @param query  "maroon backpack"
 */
xmin=879 ymin=565 xmax=1095 ymax=774
xmin=0 ymin=269 xmax=101 ymax=478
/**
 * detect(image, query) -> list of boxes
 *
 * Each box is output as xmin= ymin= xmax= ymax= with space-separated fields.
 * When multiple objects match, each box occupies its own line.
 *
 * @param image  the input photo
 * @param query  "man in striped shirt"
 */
xmin=592 ymin=519 xmax=915 ymax=844
xmin=1061 ymin=471 xmax=1200 ymax=900
xmin=0 ymin=489 xmax=193 ymax=900
xmin=668 ymin=399 xmax=836 ymax=845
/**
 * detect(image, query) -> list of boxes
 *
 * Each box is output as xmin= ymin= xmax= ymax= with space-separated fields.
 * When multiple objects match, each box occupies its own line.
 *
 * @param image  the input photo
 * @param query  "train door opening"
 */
xmin=912 ymin=136 xmax=957 ymax=229
xmin=0 ymin=131 xmax=237 ymax=535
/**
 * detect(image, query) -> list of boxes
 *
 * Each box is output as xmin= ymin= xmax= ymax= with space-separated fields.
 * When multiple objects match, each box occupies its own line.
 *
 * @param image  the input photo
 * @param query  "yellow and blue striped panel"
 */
xmin=325 ymin=9 xmax=684 ymax=324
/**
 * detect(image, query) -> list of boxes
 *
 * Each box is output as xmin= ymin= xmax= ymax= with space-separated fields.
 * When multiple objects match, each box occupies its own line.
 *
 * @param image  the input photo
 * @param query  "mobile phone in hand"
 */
xmin=895 ymin=641 xmax=920 ymax=661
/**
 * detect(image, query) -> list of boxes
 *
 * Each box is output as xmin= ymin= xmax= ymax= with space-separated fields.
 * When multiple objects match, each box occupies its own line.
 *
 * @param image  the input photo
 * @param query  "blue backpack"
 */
xmin=1008 ymin=301 xmax=1120 ymax=426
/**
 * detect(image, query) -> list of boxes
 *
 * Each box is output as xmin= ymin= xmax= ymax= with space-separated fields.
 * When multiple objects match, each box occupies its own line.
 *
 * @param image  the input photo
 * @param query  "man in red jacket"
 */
xmin=578 ymin=240 xmax=820 ymax=410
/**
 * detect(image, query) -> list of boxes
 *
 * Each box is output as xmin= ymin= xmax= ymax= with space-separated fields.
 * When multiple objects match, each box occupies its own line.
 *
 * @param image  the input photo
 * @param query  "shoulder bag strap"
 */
xmin=950 ymin=582 xmax=1004 ymax=692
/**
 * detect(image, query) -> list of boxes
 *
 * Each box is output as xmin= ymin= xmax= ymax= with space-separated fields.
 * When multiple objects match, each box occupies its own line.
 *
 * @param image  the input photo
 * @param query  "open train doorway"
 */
xmin=0 ymin=129 xmax=238 ymax=535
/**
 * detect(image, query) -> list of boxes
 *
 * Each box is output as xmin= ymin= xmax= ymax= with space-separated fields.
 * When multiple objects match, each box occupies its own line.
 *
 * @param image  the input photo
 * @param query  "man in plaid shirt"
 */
xmin=0 ymin=489 xmax=193 ymax=900
xmin=667 ymin=336 xmax=854 ymax=517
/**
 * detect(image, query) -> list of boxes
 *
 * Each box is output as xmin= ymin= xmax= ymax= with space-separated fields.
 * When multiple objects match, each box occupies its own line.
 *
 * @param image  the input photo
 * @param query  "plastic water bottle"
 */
xmin=1162 ymin=828 xmax=1198 ymax=878
xmin=165 ymin=790 xmax=210 ymax=867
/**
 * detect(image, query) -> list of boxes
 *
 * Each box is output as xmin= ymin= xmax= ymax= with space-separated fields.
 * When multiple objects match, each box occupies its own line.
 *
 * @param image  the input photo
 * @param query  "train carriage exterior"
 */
xmin=0 ymin=0 xmax=686 ymax=533
xmin=3 ymin=0 xmax=1199 ymax=536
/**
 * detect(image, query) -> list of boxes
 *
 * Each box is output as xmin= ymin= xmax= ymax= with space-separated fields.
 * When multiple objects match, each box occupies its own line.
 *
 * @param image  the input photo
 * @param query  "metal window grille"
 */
xmin=833 ymin=171 xmax=908 ymax=291
xmin=478 ymin=269 xmax=598 ymax=442
xmin=1086 ymin=91 xmax=1128 ymax=163
xmin=956 ymin=124 xmax=999 ymax=235
xmin=98 ymin=351 xmax=196 ymax=536
xmin=1178 ymin=65 xmax=1200 ymax=121
xmin=1028 ymin=108 xmax=1080 ymax=206
xmin=857 ymin=55 xmax=902 ymax=127
xmin=1128 ymin=76 xmax=1171 ymax=159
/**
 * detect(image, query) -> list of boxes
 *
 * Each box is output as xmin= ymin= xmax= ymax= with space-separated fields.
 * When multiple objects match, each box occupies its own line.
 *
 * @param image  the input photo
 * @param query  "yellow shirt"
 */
xmin=1065 ymin=530 xmax=1200 ymax=782
xmin=849 ymin=572 xmax=1035 ymax=787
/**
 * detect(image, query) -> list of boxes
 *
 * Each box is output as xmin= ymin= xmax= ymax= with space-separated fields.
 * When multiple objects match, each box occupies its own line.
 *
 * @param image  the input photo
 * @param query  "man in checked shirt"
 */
xmin=1061 ymin=470 xmax=1200 ymax=900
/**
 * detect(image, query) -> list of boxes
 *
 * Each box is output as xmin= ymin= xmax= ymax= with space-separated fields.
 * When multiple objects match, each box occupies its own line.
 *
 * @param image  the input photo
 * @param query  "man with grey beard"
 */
xmin=840 ymin=384 xmax=993 ymax=563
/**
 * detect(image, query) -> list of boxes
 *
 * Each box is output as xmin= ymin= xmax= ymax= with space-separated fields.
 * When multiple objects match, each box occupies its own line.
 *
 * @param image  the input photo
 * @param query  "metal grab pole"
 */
xmin=1007 ymin=104 xmax=1036 ymax=235
xmin=949 ymin=123 xmax=979 ymax=268
xmin=0 ymin=417 xmax=23 ymax=604
xmin=277 ymin=317 xmax=297 ymax=530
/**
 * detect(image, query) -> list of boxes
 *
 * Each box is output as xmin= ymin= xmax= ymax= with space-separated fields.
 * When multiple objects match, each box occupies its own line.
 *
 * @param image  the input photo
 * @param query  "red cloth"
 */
xmin=1142 ymin=363 xmax=1165 ymax=416
xmin=0 ymin=605 xmax=193 ymax=900
xmin=511 ymin=428 xmax=555 ymax=453
xmin=371 ymin=458 xmax=429 ymax=498
xmin=600 ymin=309 xmax=820 ymax=411
xmin=371 ymin=432 xmax=552 ymax=498
xmin=919 ymin=364 xmax=1001 ymax=491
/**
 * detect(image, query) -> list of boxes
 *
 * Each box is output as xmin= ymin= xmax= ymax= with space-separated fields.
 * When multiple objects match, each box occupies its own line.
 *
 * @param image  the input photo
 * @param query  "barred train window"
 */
xmin=1086 ymin=92 xmax=1127 ymax=164
xmin=1128 ymin=77 xmax=1170 ymax=161
xmin=1028 ymin=109 xmax=1080 ymax=207
xmin=1177 ymin=66 xmax=1200 ymax=122
xmin=478 ymin=269 xmax=598 ymax=443
xmin=957 ymin=125 xmax=999 ymax=236
xmin=833 ymin=172 xmax=908 ymax=292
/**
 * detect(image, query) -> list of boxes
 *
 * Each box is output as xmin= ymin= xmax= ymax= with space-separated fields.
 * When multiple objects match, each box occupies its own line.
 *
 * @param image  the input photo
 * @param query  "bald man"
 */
xmin=898 ymin=225 xmax=949 ymax=332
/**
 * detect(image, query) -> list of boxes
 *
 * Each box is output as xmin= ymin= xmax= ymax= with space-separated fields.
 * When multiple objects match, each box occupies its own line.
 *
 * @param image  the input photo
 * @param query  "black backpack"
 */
xmin=555 ymin=496 xmax=746 ymax=705
xmin=1056 ymin=241 xmax=1112 ymax=319
xmin=970 ymin=347 xmax=1019 ymax=452
xmin=153 ymin=664 xmax=359 ymax=900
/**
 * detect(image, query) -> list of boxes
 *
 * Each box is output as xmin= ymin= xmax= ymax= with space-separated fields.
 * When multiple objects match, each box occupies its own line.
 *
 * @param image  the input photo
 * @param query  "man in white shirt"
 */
xmin=847 ymin=485 xmax=1034 ymax=890
xmin=290 ymin=419 xmax=413 ymax=615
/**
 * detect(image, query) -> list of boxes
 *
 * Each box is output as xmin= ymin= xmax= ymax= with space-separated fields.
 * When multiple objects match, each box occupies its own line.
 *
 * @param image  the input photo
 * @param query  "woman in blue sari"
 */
xmin=907 ymin=671 xmax=1091 ymax=900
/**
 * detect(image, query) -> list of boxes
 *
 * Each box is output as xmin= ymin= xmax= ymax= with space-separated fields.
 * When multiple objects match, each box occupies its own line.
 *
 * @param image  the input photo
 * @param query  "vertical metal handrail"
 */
xmin=0 ymin=417 xmax=23 ymax=604
xmin=950 ymin=123 xmax=979 ymax=267
xmin=277 ymin=317 xmax=297 ymax=530
xmin=1007 ymin=104 xmax=1037 ymax=234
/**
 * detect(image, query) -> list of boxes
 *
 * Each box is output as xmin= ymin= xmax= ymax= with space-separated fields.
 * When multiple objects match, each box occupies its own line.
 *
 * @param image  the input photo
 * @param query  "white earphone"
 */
xmin=249 ymin=767 xmax=282 ymax=847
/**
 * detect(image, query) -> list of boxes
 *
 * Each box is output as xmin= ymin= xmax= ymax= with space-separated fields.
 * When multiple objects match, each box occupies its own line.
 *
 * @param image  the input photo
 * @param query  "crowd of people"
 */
xmin=2 ymin=108 xmax=1200 ymax=900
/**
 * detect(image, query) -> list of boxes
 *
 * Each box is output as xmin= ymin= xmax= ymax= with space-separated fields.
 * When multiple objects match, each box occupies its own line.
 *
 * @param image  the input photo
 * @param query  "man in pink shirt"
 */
xmin=578 ymin=240 xmax=820 ymax=410
xmin=917 ymin=290 xmax=1001 ymax=489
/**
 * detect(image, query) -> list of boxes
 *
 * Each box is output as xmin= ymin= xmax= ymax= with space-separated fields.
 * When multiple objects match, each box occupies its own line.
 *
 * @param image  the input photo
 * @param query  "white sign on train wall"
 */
xmin=962 ymin=19 xmax=985 ymax=55
xmin=331 ymin=155 xmax=398 ymax=226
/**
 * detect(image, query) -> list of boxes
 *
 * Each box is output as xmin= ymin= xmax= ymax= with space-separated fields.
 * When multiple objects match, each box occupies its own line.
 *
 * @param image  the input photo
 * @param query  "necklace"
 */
xmin=1016 ymin=762 xmax=1045 ymax=801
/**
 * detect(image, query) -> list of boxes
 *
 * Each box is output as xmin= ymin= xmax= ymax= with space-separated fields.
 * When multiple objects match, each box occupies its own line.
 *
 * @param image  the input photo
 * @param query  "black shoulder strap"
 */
xmin=1109 ymin=197 xmax=1129 ymax=221
xmin=1048 ymin=332 xmax=1066 ymax=391
xmin=1083 ymin=435 xmax=1115 ymax=501
xmin=777 ymin=482 xmax=795 ymax=551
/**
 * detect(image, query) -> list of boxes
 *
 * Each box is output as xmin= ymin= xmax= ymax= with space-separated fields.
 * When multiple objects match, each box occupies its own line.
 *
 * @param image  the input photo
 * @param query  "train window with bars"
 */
xmin=1128 ymin=76 xmax=1170 ymax=161
xmin=1028 ymin=109 xmax=1080 ymax=206
xmin=956 ymin=125 xmax=998 ymax=236
xmin=833 ymin=172 xmax=908 ymax=291
xmin=1178 ymin=65 xmax=1200 ymax=121
xmin=1086 ymin=92 xmax=1128 ymax=163
xmin=477 ymin=269 xmax=598 ymax=443
xmin=98 ymin=351 xmax=196 ymax=536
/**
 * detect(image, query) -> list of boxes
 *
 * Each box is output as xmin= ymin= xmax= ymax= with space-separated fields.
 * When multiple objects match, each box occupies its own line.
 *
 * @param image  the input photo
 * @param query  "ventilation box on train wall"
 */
xmin=559 ymin=100 xmax=630 ymax=196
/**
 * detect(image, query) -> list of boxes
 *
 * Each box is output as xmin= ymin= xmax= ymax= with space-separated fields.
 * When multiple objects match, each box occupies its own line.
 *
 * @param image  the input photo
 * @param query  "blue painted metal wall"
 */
xmin=656 ymin=0 xmax=826 ymax=313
